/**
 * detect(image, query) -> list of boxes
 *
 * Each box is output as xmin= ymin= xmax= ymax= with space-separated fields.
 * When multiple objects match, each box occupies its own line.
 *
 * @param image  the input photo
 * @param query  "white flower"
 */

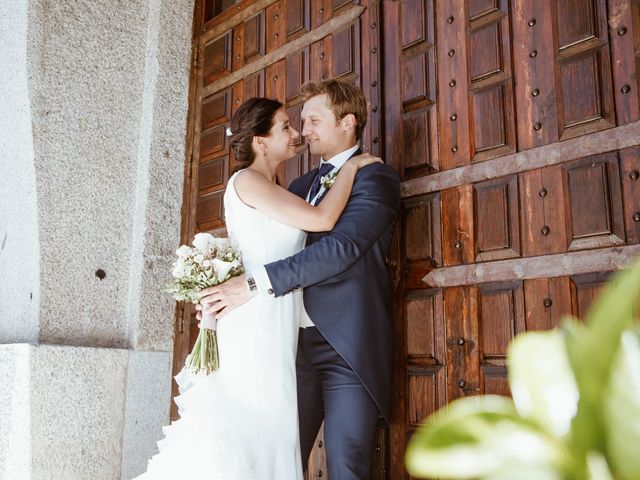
xmin=202 ymin=260 xmax=212 ymax=268
xmin=193 ymin=253 xmax=204 ymax=264
xmin=176 ymin=245 xmax=191 ymax=258
xmin=320 ymin=169 xmax=340 ymax=190
xmin=192 ymin=233 xmax=216 ymax=253
xmin=212 ymin=237 xmax=229 ymax=251
xmin=171 ymin=262 xmax=185 ymax=278
xmin=212 ymin=258 xmax=236 ymax=282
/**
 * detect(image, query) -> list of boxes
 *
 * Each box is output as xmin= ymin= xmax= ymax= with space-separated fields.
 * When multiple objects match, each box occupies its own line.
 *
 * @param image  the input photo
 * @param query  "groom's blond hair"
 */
xmin=301 ymin=79 xmax=368 ymax=141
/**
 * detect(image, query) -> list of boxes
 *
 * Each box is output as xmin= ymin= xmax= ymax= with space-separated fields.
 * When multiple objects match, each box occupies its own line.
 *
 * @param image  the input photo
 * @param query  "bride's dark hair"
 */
xmin=229 ymin=97 xmax=283 ymax=171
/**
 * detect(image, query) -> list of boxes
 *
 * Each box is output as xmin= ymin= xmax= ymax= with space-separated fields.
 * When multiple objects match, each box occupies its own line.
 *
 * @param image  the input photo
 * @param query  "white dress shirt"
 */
xmin=251 ymin=145 xmax=360 ymax=327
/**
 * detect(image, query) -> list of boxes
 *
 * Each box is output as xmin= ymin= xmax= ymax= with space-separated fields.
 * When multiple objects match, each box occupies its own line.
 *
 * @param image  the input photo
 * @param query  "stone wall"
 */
xmin=0 ymin=0 xmax=194 ymax=477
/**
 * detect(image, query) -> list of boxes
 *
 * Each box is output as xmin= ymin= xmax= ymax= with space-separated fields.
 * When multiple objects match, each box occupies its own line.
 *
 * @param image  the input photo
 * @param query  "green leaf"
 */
xmin=603 ymin=330 xmax=640 ymax=480
xmin=405 ymin=395 xmax=568 ymax=479
xmin=508 ymin=330 xmax=579 ymax=439
xmin=564 ymin=261 xmax=640 ymax=463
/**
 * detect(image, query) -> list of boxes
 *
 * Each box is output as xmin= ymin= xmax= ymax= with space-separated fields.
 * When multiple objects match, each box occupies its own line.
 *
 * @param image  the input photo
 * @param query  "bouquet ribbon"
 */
xmin=200 ymin=308 xmax=216 ymax=329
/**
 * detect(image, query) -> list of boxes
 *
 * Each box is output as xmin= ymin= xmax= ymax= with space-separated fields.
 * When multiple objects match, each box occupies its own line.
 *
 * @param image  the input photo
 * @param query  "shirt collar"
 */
xmin=320 ymin=145 xmax=360 ymax=171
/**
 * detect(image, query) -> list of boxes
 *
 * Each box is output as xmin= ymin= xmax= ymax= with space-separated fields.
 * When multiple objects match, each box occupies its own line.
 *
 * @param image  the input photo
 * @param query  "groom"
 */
xmin=200 ymin=79 xmax=400 ymax=478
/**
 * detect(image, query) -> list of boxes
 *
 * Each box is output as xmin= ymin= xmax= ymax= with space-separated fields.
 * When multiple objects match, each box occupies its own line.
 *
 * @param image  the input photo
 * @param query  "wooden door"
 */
xmin=383 ymin=0 xmax=640 ymax=478
xmin=173 ymin=0 xmax=388 ymax=478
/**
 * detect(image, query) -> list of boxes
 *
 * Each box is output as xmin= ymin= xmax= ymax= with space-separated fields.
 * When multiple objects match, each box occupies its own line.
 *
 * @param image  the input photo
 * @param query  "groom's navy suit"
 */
xmin=264 ymin=149 xmax=401 ymax=478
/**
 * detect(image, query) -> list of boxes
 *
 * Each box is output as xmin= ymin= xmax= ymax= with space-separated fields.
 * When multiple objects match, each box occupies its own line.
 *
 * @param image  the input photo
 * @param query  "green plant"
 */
xmin=405 ymin=262 xmax=640 ymax=480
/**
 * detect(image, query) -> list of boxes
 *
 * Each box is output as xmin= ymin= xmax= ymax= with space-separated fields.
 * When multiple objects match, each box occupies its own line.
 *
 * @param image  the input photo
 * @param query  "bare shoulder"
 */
xmin=233 ymin=169 xmax=280 ymax=207
xmin=234 ymin=169 xmax=272 ymax=192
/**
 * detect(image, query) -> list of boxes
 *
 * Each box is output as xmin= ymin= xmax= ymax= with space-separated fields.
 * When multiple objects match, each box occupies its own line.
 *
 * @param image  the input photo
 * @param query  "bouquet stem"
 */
xmin=186 ymin=327 xmax=219 ymax=375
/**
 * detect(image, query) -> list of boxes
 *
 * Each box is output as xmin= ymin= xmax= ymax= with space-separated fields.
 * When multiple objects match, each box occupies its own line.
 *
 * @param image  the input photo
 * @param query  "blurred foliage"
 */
xmin=406 ymin=261 xmax=640 ymax=480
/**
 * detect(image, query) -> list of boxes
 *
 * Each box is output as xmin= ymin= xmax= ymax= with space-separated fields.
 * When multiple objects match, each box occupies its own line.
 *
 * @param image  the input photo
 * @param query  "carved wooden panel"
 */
xmin=196 ymin=190 xmax=224 ymax=232
xmin=401 ymin=51 xmax=431 ymax=111
xmin=478 ymin=281 xmax=524 ymax=395
xmin=199 ymin=124 xmax=227 ymax=161
xmin=403 ymin=194 xmax=442 ymax=271
xmin=469 ymin=21 xmax=502 ymax=82
xmin=570 ymin=271 xmax=612 ymax=319
xmin=402 ymin=110 xmax=438 ymax=177
xmin=560 ymin=53 xmax=608 ymax=126
xmin=398 ymin=0 xmax=438 ymax=179
xmin=285 ymin=0 xmax=310 ymax=40
xmin=332 ymin=0 xmax=351 ymax=12
xmin=407 ymin=367 xmax=446 ymax=427
xmin=243 ymin=11 xmax=265 ymax=63
xmin=202 ymin=0 xmax=236 ymax=25
xmin=400 ymin=0 xmax=429 ymax=49
xmin=562 ymin=153 xmax=625 ymax=250
xmin=478 ymin=281 xmax=525 ymax=359
xmin=285 ymin=48 xmax=309 ymax=104
xmin=473 ymin=175 xmax=520 ymax=261
xmin=198 ymin=158 xmax=226 ymax=194
xmin=332 ymin=23 xmax=359 ymax=80
xmin=203 ymin=31 xmax=233 ymax=86
xmin=201 ymin=90 xmax=232 ymax=131
xmin=468 ymin=0 xmax=499 ymax=19
xmin=243 ymin=70 xmax=264 ymax=99
xmin=405 ymin=289 xmax=444 ymax=363
xmin=468 ymin=1 xmax=516 ymax=162
xmin=553 ymin=0 xmax=615 ymax=139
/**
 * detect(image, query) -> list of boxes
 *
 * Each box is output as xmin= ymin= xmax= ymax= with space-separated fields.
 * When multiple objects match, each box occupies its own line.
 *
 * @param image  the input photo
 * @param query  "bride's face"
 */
xmin=263 ymin=108 xmax=300 ymax=162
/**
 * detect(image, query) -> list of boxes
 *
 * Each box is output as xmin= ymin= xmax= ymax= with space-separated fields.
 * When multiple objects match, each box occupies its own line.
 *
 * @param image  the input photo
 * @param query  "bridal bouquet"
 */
xmin=166 ymin=233 xmax=243 ymax=374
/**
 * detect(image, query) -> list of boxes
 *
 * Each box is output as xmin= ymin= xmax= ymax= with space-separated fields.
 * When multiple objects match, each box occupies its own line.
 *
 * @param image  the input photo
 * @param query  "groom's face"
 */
xmin=301 ymin=94 xmax=347 ymax=159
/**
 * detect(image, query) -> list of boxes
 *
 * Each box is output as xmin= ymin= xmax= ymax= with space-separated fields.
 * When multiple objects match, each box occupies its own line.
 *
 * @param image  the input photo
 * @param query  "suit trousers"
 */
xmin=296 ymin=326 xmax=379 ymax=480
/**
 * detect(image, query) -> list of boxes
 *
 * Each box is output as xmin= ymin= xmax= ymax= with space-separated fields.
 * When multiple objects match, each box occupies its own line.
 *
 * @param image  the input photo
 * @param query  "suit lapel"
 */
xmin=315 ymin=148 xmax=362 ymax=205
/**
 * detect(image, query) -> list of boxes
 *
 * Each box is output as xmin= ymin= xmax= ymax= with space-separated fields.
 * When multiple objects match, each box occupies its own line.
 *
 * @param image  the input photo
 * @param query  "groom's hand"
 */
xmin=196 ymin=274 xmax=254 ymax=319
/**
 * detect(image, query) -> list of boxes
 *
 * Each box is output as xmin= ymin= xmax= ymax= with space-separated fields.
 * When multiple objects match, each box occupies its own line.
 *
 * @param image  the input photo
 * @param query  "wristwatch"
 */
xmin=246 ymin=275 xmax=257 ymax=293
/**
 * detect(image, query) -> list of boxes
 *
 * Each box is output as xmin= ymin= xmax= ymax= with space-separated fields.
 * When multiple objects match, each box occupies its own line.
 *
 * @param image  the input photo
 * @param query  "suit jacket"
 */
xmin=264 ymin=151 xmax=401 ymax=421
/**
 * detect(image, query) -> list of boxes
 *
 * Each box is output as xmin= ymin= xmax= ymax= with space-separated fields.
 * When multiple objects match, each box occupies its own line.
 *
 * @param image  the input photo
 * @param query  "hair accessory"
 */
xmin=225 ymin=127 xmax=233 ymax=137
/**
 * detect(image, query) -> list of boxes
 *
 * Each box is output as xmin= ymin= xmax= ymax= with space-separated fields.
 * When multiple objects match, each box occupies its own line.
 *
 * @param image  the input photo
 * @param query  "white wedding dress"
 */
xmin=134 ymin=171 xmax=305 ymax=480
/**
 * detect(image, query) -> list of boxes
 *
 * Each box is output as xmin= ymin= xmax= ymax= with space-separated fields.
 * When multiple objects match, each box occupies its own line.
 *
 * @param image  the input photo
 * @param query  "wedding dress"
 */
xmin=134 ymin=171 xmax=305 ymax=480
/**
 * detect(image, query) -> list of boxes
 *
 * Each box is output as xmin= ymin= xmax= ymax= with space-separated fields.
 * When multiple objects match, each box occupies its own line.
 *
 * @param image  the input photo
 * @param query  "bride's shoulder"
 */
xmin=234 ymin=168 xmax=265 ymax=187
xmin=232 ymin=169 xmax=277 ymax=206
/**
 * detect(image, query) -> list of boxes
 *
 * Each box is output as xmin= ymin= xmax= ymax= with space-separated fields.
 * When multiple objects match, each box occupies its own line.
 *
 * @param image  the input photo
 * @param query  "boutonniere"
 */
xmin=320 ymin=169 xmax=340 ymax=190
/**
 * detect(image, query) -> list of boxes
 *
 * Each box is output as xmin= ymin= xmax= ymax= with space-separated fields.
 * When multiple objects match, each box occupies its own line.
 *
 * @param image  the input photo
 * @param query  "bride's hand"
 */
xmin=349 ymin=152 xmax=383 ymax=170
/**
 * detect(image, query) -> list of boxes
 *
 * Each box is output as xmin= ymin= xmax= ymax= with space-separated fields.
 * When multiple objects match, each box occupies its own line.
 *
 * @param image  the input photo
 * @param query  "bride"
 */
xmin=134 ymin=97 xmax=380 ymax=480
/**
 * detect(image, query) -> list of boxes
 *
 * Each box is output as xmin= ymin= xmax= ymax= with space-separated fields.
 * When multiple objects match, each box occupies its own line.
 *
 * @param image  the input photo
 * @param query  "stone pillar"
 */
xmin=0 ymin=0 xmax=194 ymax=478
